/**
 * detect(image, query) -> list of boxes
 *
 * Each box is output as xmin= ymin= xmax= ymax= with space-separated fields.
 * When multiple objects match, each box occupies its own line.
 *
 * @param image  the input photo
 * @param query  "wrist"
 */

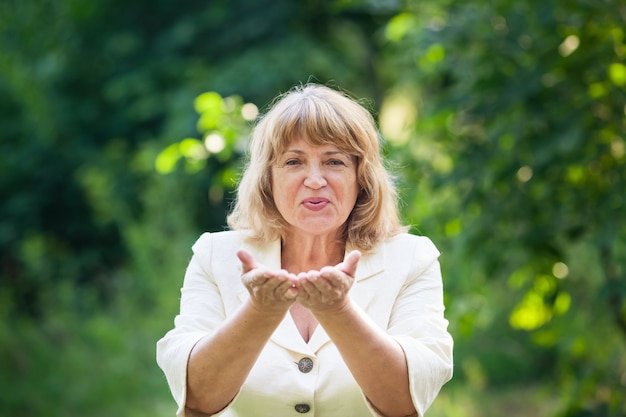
xmin=309 ymin=298 xmax=352 ymax=318
xmin=246 ymin=298 xmax=292 ymax=317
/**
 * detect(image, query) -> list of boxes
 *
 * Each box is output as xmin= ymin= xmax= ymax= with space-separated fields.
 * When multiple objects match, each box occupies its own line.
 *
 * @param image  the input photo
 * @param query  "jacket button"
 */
xmin=295 ymin=403 xmax=311 ymax=413
xmin=297 ymin=357 xmax=314 ymax=373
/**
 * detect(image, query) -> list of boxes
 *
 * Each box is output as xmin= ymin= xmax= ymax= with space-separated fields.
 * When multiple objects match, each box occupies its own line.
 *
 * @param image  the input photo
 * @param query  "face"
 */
xmin=271 ymin=136 xmax=359 ymax=239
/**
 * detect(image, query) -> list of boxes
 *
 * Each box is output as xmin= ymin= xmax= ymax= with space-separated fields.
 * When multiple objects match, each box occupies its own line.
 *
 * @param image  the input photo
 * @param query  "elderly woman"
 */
xmin=156 ymin=84 xmax=453 ymax=417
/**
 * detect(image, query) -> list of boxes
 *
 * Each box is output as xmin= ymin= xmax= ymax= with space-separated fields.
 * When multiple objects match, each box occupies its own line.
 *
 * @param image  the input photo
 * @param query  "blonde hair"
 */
xmin=227 ymin=84 xmax=406 ymax=252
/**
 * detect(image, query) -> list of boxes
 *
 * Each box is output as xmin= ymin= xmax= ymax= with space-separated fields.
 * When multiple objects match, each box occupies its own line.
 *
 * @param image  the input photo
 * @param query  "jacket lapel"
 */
xmin=350 ymin=247 xmax=384 ymax=309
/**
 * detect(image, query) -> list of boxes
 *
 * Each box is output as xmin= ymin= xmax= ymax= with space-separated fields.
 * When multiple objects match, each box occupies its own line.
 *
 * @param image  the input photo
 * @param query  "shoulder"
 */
xmin=192 ymin=229 xmax=245 ymax=248
xmin=186 ymin=230 xmax=250 ymax=279
xmin=191 ymin=230 xmax=249 ymax=258
xmin=381 ymin=233 xmax=440 ymax=256
xmin=380 ymin=233 xmax=441 ymax=274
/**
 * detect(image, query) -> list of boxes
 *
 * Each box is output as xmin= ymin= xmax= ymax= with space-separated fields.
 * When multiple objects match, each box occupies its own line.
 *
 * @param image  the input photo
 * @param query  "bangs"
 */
xmin=265 ymin=89 xmax=365 ymax=159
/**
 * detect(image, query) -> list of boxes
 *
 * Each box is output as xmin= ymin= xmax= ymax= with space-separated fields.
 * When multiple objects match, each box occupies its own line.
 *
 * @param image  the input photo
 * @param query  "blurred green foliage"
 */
xmin=383 ymin=0 xmax=626 ymax=415
xmin=1 ymin=0 xmax=624 ymax=416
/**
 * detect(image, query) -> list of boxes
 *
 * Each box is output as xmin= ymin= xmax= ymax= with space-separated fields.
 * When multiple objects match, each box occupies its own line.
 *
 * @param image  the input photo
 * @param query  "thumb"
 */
xmin=338 ymin=250 xmax=361 ymax=278
xmin=237 ymin=249 xmax=258 ymax=274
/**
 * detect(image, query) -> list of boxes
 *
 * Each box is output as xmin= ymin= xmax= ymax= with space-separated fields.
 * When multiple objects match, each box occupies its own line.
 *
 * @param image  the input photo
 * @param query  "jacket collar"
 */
xmin=237 ymin=239 xmax=384 ymax=355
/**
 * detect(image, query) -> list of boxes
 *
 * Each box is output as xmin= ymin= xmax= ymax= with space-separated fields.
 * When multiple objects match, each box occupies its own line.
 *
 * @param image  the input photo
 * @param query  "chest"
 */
xmin=290 ymin=303 xmax=318 ymax=343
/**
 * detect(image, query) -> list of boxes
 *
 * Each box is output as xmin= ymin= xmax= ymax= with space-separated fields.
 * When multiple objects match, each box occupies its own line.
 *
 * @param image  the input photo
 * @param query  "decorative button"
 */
xmin=295 ymin=403 xmax=311 ymax=413
xmin=297 ymin=357 xmax=314 ymax=373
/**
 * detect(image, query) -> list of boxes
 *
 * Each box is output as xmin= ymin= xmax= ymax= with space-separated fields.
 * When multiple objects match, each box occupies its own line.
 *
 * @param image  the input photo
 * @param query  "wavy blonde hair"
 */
xmin=227 ymin=83 xmax=406 ymax=252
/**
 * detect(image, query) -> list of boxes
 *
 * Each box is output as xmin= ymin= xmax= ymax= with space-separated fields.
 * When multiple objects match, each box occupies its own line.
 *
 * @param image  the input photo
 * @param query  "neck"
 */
xmin=281 ymin=232 xmax=345 ymax=273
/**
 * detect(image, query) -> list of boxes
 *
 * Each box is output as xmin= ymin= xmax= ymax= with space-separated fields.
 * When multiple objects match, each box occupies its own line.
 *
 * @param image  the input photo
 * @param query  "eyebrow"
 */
xmin=283 ymin=149 xmax=347 ymax=156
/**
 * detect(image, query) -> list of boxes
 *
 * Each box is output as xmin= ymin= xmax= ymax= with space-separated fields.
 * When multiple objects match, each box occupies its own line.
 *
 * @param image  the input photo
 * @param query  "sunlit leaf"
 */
xmin=197 ymin=111 xmax=222 ymax=132
xmin=221 ymin=167 xmax=241 ymax=188
xmin=608 ymin=62 xmax=626 ymax=87
xmin=418 ymin=44 xmax=445 ymax=71
xmin=534 ymin=274 xmax=556 ymax=295
xmin=553 ymin=292 xmax=571 ymax=315
xmin=508 ymin=267 xmax=532 ymax=289
xmin=183 ymin=158 xmax=206 ymax=174
xmin=179 ymin=138 xmax=207 ymax=160
xmin=532 ymin=330 xmax=558 ymax=347
xmin=194 ymin=91 xmax=224 ymax=114
xmin=444 ymin=218 xmax=462 ymax=236
xmin=589 ymin=82 xmax=608 ymax=98
xmin=566 ymin=165 xmax=585 ymax=184
xmin=385 ymin=13 xmax=415 ymax=42
xmin=509 ymin=291 xmax=552 ymax=330
xmin=154 ymin=143 xmax=181 ymax=174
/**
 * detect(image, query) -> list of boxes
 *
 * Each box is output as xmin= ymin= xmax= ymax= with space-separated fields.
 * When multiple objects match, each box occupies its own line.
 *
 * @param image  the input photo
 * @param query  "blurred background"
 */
xmin=1 ymin=0 xmax=625 ymax=416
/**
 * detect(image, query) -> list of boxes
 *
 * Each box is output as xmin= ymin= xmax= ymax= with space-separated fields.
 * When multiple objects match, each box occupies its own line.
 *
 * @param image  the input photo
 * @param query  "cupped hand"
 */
xmin=237 ymin=249 xmax=298 ymax=313
xmin=294 ymin=250 xmax=361 ymax=313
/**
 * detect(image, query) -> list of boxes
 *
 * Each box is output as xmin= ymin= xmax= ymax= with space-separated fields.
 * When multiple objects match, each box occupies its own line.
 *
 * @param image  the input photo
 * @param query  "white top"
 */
xmin=156 ymin=231 xmax=453 ymax=417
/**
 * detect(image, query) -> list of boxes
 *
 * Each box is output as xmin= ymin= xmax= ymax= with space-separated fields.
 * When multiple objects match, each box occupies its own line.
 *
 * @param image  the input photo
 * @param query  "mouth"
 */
xmin=303 ymin=198 xmax=329 ymax=204
xmin=302 ymin=198 xmax=330 ymax=211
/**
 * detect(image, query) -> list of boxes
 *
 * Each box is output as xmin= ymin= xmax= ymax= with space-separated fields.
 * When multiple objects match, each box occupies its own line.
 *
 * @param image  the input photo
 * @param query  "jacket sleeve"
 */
xmin=156 ymin=233 xmax=225 ymax=417
xmin=388 ymin=236 xmax=454 ymax=417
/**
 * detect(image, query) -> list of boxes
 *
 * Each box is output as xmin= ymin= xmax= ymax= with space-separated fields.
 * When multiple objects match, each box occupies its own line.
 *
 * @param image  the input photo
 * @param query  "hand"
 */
xmin=237 ymin=249 xmax=298 ymax=313
xmin=294 ymin=250 xmax=361 ymax=313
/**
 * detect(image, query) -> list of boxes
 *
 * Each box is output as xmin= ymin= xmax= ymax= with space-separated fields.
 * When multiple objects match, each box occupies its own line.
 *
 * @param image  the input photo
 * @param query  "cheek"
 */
xmin=349 ymin=188 xmax=360 ymax=208
xmin=347 ymin=174 xmax=360 ymax=201
xmin=271 ymin=173 xmax=296 ymax=209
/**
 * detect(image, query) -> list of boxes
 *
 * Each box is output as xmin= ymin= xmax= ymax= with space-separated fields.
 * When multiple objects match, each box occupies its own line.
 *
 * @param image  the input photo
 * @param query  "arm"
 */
xmin=185 ymin=301 xmax=286 ymax=414
xmin=185 ymin=249 xmax=298 ymax=415
xmin=157 ymin=244 xmax=298 ymax=416
xmin=297 ymin=244 xmax=453 ymax=417
xmin=386 ymin=246 xmax=453 ymax=416
xmin=315 ymin=300 xmax=415 ymax=417
xmin=296 ymin=251 xmax=416 ymax=417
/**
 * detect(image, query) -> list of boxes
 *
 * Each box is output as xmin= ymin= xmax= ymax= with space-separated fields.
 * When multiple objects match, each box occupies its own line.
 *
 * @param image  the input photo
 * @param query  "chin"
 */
xmin=306 ymin=226 xmax=345 ymax=238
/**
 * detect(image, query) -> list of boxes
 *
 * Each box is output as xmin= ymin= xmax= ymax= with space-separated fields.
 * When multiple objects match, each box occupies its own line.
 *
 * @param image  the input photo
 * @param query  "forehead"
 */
xmin=277 ymin=134 xmax=353 ymax=157
xmin=281 ymin=137 xmax=344 ymax=153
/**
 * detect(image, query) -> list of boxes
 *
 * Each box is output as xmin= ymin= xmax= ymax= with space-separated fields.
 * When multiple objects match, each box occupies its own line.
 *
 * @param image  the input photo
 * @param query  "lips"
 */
xmin=302 ymin=197 xmax=330 ymax=211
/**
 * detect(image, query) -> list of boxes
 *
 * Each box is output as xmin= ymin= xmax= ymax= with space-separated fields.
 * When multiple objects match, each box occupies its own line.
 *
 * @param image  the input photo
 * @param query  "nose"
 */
xmin=303 ymin=165 xmax=327 ymax=189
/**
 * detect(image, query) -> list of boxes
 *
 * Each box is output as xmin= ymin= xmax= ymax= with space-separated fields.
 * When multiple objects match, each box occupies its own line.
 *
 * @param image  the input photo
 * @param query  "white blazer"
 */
xmin=156 ymin=231 xmax=453 ymax=417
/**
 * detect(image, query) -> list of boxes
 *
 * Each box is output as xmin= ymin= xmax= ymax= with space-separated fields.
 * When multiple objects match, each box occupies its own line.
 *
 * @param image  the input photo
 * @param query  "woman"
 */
xmin=156 ymin=84 xmax=453 ymax=417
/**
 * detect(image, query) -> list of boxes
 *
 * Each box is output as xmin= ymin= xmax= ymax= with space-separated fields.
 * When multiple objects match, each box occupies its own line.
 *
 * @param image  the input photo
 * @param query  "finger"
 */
xmin=258 ymin=270 xmax=296 ymax=294
xmin=275 ymin=278 xmax=298 ymax=301
xmin=299 ymin=271 xmax=334 ymax=297
xmin=237 ymin=249 xmax=258 ymax=274
xmin=337 ymin=250 xmax=361 ymax=278
xmin=297 ymin=271 xmax=346 ymax=308
xmin=299 ymin=271 xmax=322 ymax=292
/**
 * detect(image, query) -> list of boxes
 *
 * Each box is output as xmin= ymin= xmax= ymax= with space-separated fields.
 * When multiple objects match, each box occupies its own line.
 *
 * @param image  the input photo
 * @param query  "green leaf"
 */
xmin=608 ymin=62 xmax=626 ymax=87
xmin=154 ymin=143 xmax=181 ymax=174
xmin=385 ymin=13 xmax=415 ymax=42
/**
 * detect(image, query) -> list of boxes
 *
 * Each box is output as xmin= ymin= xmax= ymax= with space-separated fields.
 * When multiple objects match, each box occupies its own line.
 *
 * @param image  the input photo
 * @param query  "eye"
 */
xmin=327 ymin=159 xmax=347 ymax=166
xmin=285 ymin=159 xmax=301 ymax=166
